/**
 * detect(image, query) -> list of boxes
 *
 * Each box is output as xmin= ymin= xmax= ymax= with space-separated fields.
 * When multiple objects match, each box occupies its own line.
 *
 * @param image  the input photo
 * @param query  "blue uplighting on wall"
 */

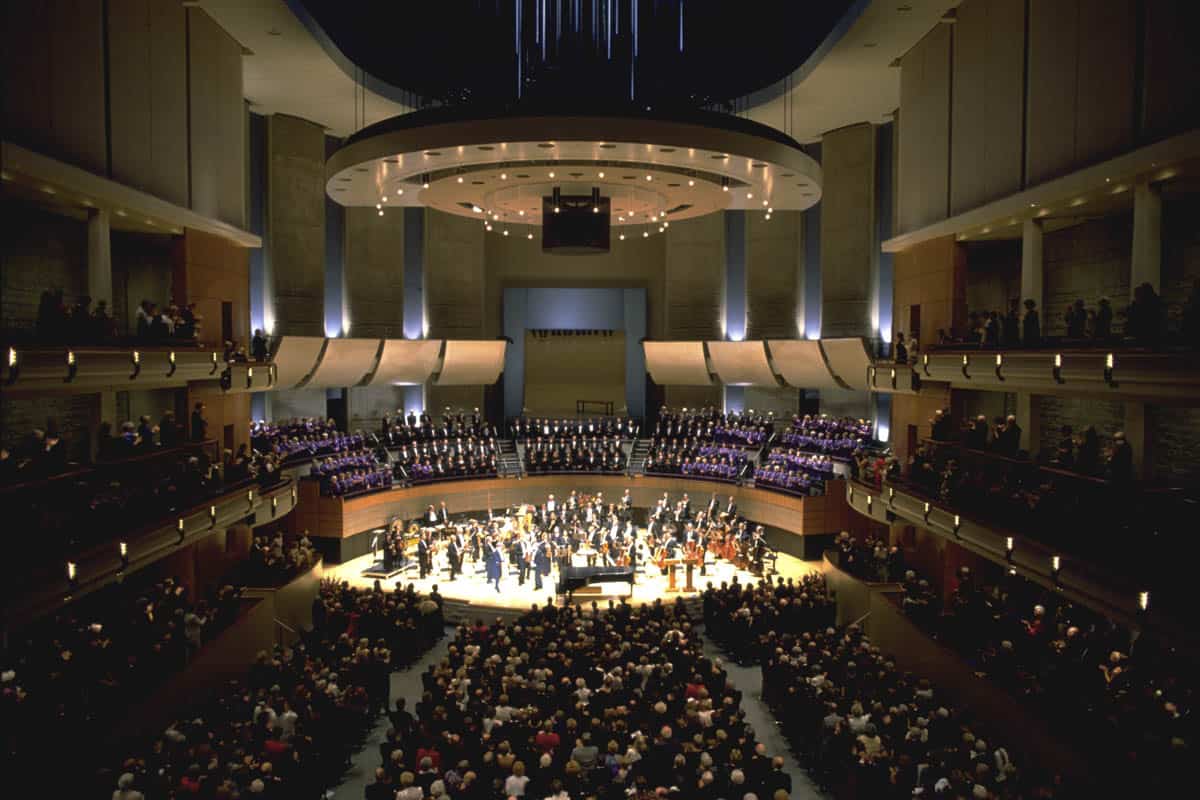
xmin=875 ymin=122 xmax=894 ymax=342
xmin=723 ymin=211 xmax=747 ymax=341
xmin=248 ymin=112 xmax=267 ymax=335
xmin=803 ymin=142 xmax=822 ymax=339
xmin=402 ymin=208 xmax=426 ymax=339
xmin=324 ymin=135 xmax=346 ymax=337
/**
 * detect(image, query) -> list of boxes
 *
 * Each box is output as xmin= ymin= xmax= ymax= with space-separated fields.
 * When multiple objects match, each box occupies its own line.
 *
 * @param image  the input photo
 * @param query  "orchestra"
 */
xmin=370 ymin=487 xmax=777 ymax=594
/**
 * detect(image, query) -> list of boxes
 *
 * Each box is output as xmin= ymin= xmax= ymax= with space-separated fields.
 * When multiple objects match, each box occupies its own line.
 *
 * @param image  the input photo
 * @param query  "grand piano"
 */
xmin=556 ymin=565 xmax=635 ymax=598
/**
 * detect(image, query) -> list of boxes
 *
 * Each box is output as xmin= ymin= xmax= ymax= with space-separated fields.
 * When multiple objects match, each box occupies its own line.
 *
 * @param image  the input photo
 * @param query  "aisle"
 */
xmin=332 ymin=628 xmax=454 ymax=800
xmin=701 ymin=635 xmax=831 ymax=800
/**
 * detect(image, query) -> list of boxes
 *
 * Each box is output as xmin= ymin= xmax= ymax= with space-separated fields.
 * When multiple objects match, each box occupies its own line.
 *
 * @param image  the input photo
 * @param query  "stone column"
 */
xmin=1130 ymin=179 xmax=1162 ymax=298
xmin=1020 ymin=218 xmax=1044 ymax=318
xmin=87 ymin=208 xmax=113 ymax=311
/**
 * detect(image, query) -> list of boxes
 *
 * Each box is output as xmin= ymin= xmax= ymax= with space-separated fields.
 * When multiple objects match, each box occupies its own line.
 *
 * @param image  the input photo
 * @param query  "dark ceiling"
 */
xmin=299 ymin=0 xmax=856 ymax=110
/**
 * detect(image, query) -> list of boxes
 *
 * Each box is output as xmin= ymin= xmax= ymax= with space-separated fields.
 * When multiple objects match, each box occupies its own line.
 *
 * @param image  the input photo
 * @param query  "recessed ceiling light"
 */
xmin=746 ymin=192 xmax=753 ymax=199
xmin=688 ymin=179 xmax=695 ymax=187
xmin=503 ymin=230 xmax=510 ymax=236
xmin=549 ymin=171 xmax=555 ymax=178
xmin=518 ymin=209 xmax=525 ymax=215
xmin=500 ymin=173 xmax=508 ymax=180
xmin=643 ymin=231 xmax=649 ymax=238
xmin=527 ymin=233 xmax=533 ymax=239
xmin=619 ymin=233 xmax=626 ymax=240
xmin=598 ymin=171 xmax=605 ymax=178
xmin=645 ymin=175 xmax=652 ymax=181
xmin=456 ymin=176 xmax=463 ymax=183
xmin=761 ymin=199 xmax=768 ymax=206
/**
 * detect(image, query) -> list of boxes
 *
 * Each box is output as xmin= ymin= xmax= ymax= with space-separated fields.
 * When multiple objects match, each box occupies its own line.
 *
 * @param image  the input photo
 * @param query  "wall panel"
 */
xmin=950 ymin=0 xmax=1026 ymax=214
xmin=664 ymin=214 xmax=723 ymax=340
xmin=187 ymin=7 xmax=245 ymax=228
xmin=344 ymin=208 xmax=405 ymax=338
xmin=1074 ymin=0 xmax=1136 ymax=167
xmin=1025 ymin=0 xmax=1079 ymax=184
xmin=107 ymin=0 xmax=190 ymax=207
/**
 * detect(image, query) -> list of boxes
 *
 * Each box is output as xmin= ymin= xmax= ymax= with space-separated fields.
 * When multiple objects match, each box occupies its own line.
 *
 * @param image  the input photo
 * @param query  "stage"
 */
xmin=324 ymin=548 xmax=820 ymax=613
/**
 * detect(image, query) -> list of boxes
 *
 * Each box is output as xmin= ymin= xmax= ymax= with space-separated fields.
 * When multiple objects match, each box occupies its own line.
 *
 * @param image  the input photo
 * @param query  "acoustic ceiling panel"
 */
xmin=369 ymin=339 xmax=445 ymax=385
xmin=767 ymin=339 xmax=842 ymax=389
xmin=706 ymin=341 xmax=778 ymax=386
xmin=306 ymin=338 xmax=381 ymax=388
xmin=644 ymin=341 xmax=712 ymax=385
xmin=272 ymin=336 xmax=326 ymax=388
xmin=820 ymin=337 xmax=873 ymax=390
xmin=435 ymin=340 xmax=507 ymax=385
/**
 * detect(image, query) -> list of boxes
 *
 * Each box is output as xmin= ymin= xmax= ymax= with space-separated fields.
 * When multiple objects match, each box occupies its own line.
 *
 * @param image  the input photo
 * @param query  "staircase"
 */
xmin=627 ymin=437 xmax=652 ymax=475
xmin=497 ymin=438 xmax=524 ymax=478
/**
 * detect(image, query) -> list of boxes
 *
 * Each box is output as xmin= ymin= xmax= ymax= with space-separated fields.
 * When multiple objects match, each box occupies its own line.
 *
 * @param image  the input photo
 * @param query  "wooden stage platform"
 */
xmin=324 ymin=548 xmax=819 ymax=617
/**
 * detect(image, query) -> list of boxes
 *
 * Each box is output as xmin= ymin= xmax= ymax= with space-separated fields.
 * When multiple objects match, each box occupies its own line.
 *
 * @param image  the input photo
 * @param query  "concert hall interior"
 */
xmin=3 ymin=1 xmax=1200 ymax=799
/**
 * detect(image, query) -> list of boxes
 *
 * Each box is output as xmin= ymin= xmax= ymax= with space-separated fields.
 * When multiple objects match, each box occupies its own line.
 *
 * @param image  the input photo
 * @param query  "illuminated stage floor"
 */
xmin=324 ymin=550 xmax=820 ymax=613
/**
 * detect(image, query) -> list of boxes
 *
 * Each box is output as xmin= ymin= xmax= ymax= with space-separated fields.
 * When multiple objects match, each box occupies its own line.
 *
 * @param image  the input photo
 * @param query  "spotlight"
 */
xmin=643 ymin=231 xmax=649 ymax=238
xmin=527 ymin=233 xmax=534 ymax=239
xmin=762 ymin=199 xmax=768 ymax=206
xmin=554 ymin=206 xmax=560 ymax=213
xmin=645 ymin=174 xmax=653 ymax=181
xmin=598 ymin=171 xmax=605 ymax=178
xmin=518 ymin=209 xmax=525 ymax=216
xmin=382 ymin=195 xmax=388 ymax=202
xmin=619 ymin=234 xmax=626 ymax=241
xmin=376 ymin=203 xmax=382 ymax=210
xmin=764 ymin=214 xmax=771 ymax=220
xmin=378 ymin=210 xmax=384 ymax=217
xmin=456 ymin=176 xmax=463 ymax=183
xmin=549 ymin=171 xmax=555 ymax=178
xmin=688 ymin=179 xmax=695 ymax=187
xmin=503 ymin=230 xmax=509 ymax=236
xmin=747 ymin=192 xmax=753 ymax=199
xmin=500 ymin=173 xmax=508 ymax=180
xmin=593 ymin=206 xmax=599 ymax=213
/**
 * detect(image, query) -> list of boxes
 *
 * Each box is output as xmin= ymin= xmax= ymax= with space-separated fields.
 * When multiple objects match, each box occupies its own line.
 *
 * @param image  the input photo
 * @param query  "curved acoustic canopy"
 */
xmin=706 ymin=341 xmax=779 ymax=386
xmin=435 ymin=340 xmax=507 ymax=385
xmin=272 ymin=337 xmax=327 ymax=389
xmin=820 ymin=338 xmax=873 ymax=390
xmin=767 ymin=339 xmax=843 ymax=390
xmin=307 ymin=338 xmax=382 ymax=388
xmin=644 ymin=341 xmax=712 ymax=386
xmin=369 ymin=339 xmax=445 ymax=386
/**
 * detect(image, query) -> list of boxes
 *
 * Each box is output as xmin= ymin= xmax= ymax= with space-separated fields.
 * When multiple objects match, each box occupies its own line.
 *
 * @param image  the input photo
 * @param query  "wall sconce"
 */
xmin=1051 ymin=555 xmax=1062 ymax=585
xmin=66 ymin=560 xmax=78 ymax=586
xmin=210 ymin=351 xmax=219 ymax=375
xmin=888 ymin=486 xmax=895 ymax=505
xmin=177 ymin=518 xmax=186 ymax=541
xmin=923 ymin=501 xmax=930 ymax=521
xmin=1005 ymin=536 xmax=1014 ymax=562
xmin=868 ymin=366 xmax=877 ymax=387
xmin=922 ymin=353 xmax=930 ymax=376
xmin=1008 ymin=566 xmax=1017 ymax=576
xmin=5 ymin=347 xmax=18 ymax=385
xmin=848 ymin=485 xmax=855 ymax=501
xmin=1138 ymin=591 xmax=1150 ymax=613
xmin=247 ymin=489 xmax=255 ymax=507
xmin=866 ymin=494 xmax=873 ymax=511
xmin=994 ymin=353 xmax=1004 ymax=380
xmin=1052 ymin=353 xmax=1064 ymax=384
xmin=291 ymin=486 xmax=297 ymax=503
xmin=961 ymin=354 xmax=970 ymax=379
xmin=889 ymin=367 xmax=897 ymax=389
xmin=247 ymin=366 xmax=255 ymax=389
xmin=1104 ymin=353 xmax=1115 ymax=385
xmin=130 ymin=350 xmax=141 ymax=379
xmin=271 ymin=496 xmax=279 ymax=516
xmin=952 ymin=514 xmax=961 ymax=536
xmin=268 ymin=363 xmax=278 ymax=387
xmin=65 ymin=350 xmax=77 ymax=382
xmin=166 ymin=351 xmax=177 ymax=377
xmin=209 ymin=505 xmax=218 ymax=527
xmin=119 ymin=541 xmax=129 ymax=568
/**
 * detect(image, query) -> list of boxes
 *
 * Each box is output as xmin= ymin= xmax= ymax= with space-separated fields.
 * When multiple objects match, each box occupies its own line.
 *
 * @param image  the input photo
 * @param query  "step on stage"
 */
xmin=327 ymin=550 xmax=818 ymax=614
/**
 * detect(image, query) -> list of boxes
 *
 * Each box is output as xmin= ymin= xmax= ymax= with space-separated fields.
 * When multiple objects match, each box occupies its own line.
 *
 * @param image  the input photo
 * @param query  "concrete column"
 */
xmin=819 ymin=123 xmax=877 ymax=339
xmin=87 ymin=208 xmax=113 ymax=310
xmin=1123 ymin=401 xmax=1152 ymax=480
xmin=1020 ymin=218 xmax=1044 ymax=316
xmin=1131 ymin=179 xmax=1162 ymax=298
xmin=267 ymin=114 xmax=326 ymax=336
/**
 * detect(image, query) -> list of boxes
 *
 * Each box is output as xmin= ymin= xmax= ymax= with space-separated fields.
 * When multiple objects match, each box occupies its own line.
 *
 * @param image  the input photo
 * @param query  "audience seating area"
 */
xmin=832 ymin=530 xmax=1194 ymax=797
xmin=362 ymin=598 xmax=797 ymax=800
xmin=705 ymin=576 xmax=1060 ymax=799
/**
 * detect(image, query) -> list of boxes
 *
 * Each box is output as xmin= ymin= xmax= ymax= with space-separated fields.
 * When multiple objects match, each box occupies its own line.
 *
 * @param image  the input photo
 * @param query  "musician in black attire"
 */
xmin=445 ymin=532 xmax=461 ymax=580
xmin=417 ymin=533 xmax=431 ymax=579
